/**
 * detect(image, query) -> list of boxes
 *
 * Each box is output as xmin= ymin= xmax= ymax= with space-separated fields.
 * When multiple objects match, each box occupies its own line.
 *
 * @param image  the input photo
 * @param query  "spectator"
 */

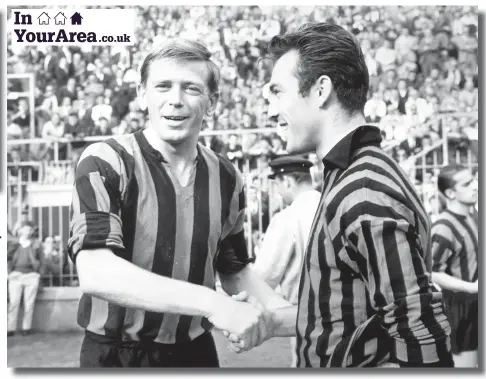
xmin=42 ymin=112 xmax=70 ymax=159
xmin=129 ymin=118 xmax=142 ymax=133
xmin=75 ymin=98 xmax=95 ymax=132
xmin=226 ymin=134 xmax=244 ymax=170
xmin=12 ymin=209 xmax=32 ymax=237
xmin=58 ymin=96 xmax=73 ymax=119
xmin=396 ymin=78 xmax=409 ymax=114
xmin=360 ymin=39 xmax=379 ymax=87
xmin=7 ymin=111 xmax=24 ymax=140
xmin=91 ymin=95 xmax=113 ymax=127
xmin=103 ymin=88 xmax=114 ymax=105
xmin=37 ymin=84 xmax=59 ymax=119
xmin=92 ymin=116 xmax=113 ymax=136
xmin=446 ymin=117 xmax=469 ymax=163
xmin=380 ymin=105 xmax=407 ymax=142
xmin=7 ymin=220 xmax=44 ymax=337
xmin=364 ymin=90 xmax=387 ymax=123
xmin=385 ymin=88 xmax=400 ymax=112
xmin=382 ymin=69 xmax=398 ymax=90
xmin=11 ymin=98 xmax=31 ymax=137
xmin=41 ymin=113 xmax=65 ymax=141
xmin=71 ymin=52 xmax=86 ymax=79
xmin=397 ymin=50 xmax=418 ymax=79
xmin=55 ymin=57 xmax=70 ymax=86
xmin=399 ymin=125 xmax=422 ymax=156
xmin=440 ymin=88 xmax=460 ymax=113
xmin=270 ymin=135 xmax=286 ymax=157
xmin=65 ymin=111 xmax=92 ymax=153
xmin=375 ymin=38 xmax=398 ymax=73
xmin=458 ymin=78 xmax=478 ymax=111
xmin=111 ymin=119 xmax=131 ymax=135
xmin=427 ymin=66 xmax=444 ymax=90
xmin=57 ymin=77 xmax=77 ymax=103
xmin=125 ymin=100 xmax=141 ymax=123
xmin=417 ymin=28 xmax=441 ymax=77
xmin=443 ymin=57 xmax=463 ymax=90
xmin=452 ymin=24 xmax=478 ymax=71
xmin=405 ymin=87 xmax=430 ymax=123
xmin=241 ymin=112 xmax=256 ymax=129
xmin=84 ymin=73 xmax=105 ymax=98
xmin=394 ymin=26 xmax=418 ymax=62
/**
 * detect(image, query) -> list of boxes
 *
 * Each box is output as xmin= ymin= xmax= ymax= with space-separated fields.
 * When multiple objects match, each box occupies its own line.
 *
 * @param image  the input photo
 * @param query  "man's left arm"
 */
xmin=343 ymin=191 xmax=453 ymax=367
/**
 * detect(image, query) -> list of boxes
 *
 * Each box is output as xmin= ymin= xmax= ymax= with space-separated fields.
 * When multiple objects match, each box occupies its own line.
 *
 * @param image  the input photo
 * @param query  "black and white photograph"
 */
xmin=4 ymin=4 xmax=480 ymax=369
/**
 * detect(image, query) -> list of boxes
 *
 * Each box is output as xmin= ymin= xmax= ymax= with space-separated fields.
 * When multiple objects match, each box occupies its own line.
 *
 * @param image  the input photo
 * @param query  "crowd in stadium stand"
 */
xmin=7 ymin=6 xmax=479 ymax=244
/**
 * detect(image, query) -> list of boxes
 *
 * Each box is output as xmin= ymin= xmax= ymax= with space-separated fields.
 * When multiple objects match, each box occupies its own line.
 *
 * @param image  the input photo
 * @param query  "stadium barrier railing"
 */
xmin=6 ymin=112 xmax=478 ymax=287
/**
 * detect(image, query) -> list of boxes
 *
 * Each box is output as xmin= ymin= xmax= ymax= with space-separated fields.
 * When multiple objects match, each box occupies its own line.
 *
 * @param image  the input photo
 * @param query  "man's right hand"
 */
xmin=221 ymin=291 xmax=276 ymax=353
xmin=208 ymin=292 xmax=274 ymax=353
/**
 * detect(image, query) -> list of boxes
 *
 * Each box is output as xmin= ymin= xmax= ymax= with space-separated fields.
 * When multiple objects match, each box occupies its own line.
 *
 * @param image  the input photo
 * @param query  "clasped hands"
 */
xmin=208 ymin=291 xmax=274 ymax=353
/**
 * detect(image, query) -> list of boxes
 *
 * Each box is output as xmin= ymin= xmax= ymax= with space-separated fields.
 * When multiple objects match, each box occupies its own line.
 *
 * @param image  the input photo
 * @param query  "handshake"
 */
xmin=208 ymin=291 xmax=276 ymax=353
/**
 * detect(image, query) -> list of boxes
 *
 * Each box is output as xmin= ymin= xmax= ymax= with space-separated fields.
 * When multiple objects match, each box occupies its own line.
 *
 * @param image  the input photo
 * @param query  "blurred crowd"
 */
xmin=8 ymin=6 xmax=478 ymax=158
xmin=7 ymin=6 xmax=479 ymax=260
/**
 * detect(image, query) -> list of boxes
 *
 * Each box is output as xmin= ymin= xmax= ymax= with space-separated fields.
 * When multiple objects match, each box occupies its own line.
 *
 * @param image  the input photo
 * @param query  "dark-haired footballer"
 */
xmin=431 ymin=164 xmax=478 ymax=367
xmin=228 ymin=22 xmax=454 ymax=368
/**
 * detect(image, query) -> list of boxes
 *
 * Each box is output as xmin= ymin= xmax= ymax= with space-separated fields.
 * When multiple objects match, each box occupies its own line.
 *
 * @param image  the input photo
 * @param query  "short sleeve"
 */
xmin=67 ymin=142 xmax=126 ymax=263
xmin=431 ymin=222 xmax=456 ymax=274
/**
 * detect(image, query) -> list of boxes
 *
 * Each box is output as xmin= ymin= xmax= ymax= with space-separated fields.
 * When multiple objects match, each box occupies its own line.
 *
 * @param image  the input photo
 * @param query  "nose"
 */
xmin=473 ymin=178 xmax=479 ymax=191
xmin=267 ymin=98 xmax=279 ymax=123
xmin=168 ymin=86 xmax=183 ymax=107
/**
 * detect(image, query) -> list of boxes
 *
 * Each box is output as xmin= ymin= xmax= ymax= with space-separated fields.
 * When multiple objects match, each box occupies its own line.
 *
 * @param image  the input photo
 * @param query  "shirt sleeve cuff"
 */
xmin=216 ymin=230 xmax=255 ymax=275
xmin=68 ymin=211 xmax=124 ymax=263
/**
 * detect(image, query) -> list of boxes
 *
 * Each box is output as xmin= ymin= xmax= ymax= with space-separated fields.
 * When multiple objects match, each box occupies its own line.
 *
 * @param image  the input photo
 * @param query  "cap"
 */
xmin=268 ymin=155 xmax=313 ymax=179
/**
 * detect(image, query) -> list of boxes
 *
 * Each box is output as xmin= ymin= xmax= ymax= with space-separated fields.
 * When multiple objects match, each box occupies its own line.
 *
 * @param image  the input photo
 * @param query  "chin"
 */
xmin=287 ymin=139 xmax=315 ymax=155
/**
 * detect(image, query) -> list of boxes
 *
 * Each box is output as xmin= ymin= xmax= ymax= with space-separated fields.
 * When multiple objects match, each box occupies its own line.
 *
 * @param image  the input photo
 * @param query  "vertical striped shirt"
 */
xmin=431 ymin=209 xmax=478 ymax=283
xmin=68 ymin=130 xmax=253 ymax=344
xmin=296 ymin=125 xmax=452 ymax=367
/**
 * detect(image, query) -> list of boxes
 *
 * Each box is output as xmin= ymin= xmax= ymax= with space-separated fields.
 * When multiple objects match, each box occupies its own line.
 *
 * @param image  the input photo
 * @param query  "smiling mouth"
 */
xmin=164 ymin=116 xmax=189 ymax=121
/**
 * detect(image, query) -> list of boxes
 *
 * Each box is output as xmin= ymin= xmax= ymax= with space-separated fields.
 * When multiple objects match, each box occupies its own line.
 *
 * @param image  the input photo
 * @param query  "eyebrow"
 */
xmin=155 ymin=79 xmax=204 ymax=87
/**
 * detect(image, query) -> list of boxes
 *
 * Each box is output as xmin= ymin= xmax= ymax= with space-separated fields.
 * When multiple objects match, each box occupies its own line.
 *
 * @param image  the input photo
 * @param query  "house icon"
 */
xmin=70 ymin=12 xmax=83 ymax=25
xmin=54 ymin=12 xmax=67 ymax=25
xmin=37 ymin=12 xmax=50 ymax=25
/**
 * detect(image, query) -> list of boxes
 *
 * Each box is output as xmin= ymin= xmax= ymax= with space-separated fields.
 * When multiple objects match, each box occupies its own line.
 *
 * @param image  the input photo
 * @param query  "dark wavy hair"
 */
xmin=268 ymin=22 xmax=369 ymax=115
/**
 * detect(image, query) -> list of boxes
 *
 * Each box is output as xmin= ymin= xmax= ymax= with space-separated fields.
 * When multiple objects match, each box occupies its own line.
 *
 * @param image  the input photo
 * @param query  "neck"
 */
xmin=447 ymin=200 xmax=471 ymax=216
xmin=144 ymin=126 xmax=198 ymax=166
xmin=316 ymin=110 xmax=367 ymax=161
xmin=292 ymin=183 xmax=314 ymax=202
